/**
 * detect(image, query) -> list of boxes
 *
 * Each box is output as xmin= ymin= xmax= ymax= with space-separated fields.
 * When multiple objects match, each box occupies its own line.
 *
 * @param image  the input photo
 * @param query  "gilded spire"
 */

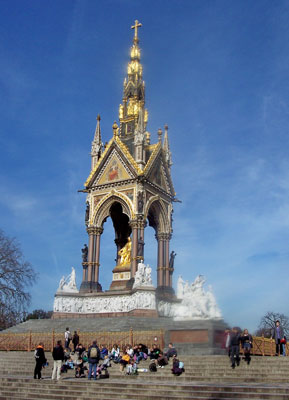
xmin=118 ymin=20 xmax=148 ymax=138
xmin=91 ymin=114 xmax=102 ymax=170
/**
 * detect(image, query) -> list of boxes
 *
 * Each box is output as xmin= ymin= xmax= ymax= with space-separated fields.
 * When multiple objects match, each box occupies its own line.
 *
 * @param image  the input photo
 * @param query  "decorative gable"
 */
xmin=85 ymin=137 xmax=141 ymax=188
xmin=97 ymin=150 xmax=132 ymax=185
xmin=144 ymin=148 xmax=175 ymax=196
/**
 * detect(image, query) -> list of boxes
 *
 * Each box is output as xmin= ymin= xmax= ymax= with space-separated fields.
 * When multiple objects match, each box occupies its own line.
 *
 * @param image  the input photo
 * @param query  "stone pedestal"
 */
xmin=79 ymin=281 xmax=102 ymax=293
xmin=109 ymin=264 xmax=131 ymax=291
xmin=53 ymin=287 xmax=157 ymax=318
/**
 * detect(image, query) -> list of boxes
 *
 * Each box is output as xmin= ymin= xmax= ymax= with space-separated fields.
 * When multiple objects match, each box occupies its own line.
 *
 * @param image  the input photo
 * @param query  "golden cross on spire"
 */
xmin=131 ymin=20 xmax=142 ymax=42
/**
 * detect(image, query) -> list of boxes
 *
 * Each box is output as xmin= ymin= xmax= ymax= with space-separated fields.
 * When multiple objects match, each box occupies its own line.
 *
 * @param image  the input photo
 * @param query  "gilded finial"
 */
xmin=131 ymin=20 xmax=142 ymax=43
xmin=146 ymin=132 xmax=151 ymax=145
xmin=97 ymin=114 xmax=101 ymax=121
xmin=158 ymin=128 xmax=162 ymax=143
xmin=112 ymin=121 xmax=119 ymax=136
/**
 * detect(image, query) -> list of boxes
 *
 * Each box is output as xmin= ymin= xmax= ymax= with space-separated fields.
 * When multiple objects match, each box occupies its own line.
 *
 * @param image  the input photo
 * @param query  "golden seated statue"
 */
xmin=118 ymin=237 xmax=131 ymax=266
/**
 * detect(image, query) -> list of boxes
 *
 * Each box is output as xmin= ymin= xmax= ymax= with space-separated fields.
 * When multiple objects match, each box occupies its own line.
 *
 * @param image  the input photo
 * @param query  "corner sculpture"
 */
xmin=133 ymin=261 xmax=153 ymax=288
xmin=57 ymin=267 xmax=78 ymax=293
xmin=158 ymin=275 xmax=222 ymax=320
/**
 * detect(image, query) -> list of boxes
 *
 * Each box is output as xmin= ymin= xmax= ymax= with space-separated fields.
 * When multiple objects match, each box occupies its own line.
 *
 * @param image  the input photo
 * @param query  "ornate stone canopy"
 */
xmin=79 ymin=21 xmax=176 ymax=299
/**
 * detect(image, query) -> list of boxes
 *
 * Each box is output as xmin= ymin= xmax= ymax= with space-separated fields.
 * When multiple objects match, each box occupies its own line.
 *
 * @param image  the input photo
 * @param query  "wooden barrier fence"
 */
xmin=0 ymin=329 xmax=164 ymax=352
xmin=239 ymin=335 xmax=289 ymax=356
xmin=0 ymin=331 xmax=287 ymax=355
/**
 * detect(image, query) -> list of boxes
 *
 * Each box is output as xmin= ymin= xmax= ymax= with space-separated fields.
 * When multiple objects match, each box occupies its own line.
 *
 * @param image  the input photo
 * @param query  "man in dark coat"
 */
xmin=34 ymin=342 xmax=46 ymax=379
xmin=52 ymin=340 xmax=64 ymax=381
xmin=87 ymin=340 xmax=100 ymax=380
xmin=72 ymin=331 xmax=80 ymax=352
xmin=271 ymin=320 xmax=284 ymax=356
xmin=229 ymin=327 xmax=241 ymax=369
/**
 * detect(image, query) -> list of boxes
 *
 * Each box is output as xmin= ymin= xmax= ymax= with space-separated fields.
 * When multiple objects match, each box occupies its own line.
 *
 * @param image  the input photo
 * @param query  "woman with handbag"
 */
xmin=241 ymin=329 xmax=253 ymax=365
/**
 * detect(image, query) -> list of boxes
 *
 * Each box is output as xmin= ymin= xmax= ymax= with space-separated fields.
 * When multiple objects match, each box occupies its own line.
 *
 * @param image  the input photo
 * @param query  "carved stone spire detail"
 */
xmin=91 ymin=114 xmax=102 ymax=170
xmin=163 ymin=124 xmax=172 ymax=169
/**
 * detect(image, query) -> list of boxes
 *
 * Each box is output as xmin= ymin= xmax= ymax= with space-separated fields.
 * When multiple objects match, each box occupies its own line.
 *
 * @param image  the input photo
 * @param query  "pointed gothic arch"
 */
xmin=92 ymin=192 xmax=134 ymax=228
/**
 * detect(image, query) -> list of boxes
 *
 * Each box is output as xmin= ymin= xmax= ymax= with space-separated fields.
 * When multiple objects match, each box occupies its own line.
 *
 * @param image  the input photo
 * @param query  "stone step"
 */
xmin=2 ymin=379 xmax=289 ymax=394
xmin=0 ymin=379 xmax=288 ymax=400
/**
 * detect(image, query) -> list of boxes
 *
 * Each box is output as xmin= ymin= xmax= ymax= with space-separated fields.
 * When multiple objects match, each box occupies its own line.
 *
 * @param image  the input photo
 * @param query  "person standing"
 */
xmin=229 ymin=327 xmax=241 ymax=369
xmin=64 ymin=327 xmax=72 ymax=350
xmin=52 ymin=340 xmax=64 ymax=381
xmin=87 ymin=340 xmax=100 ymax=380
xmin=271 ymin=320 xmax=284 ymax=356
xmin=223 ymin=329 xmax=231 ymax=357
xmin=34 ymin=342 xmax=46 ymax=379
xmin=72 ymin=331 xmax=79 ymax=352
xmin=240 ymin=329 xmax=253 ymax=365
xmin=281 ymin=336 xmax=287 ymax=356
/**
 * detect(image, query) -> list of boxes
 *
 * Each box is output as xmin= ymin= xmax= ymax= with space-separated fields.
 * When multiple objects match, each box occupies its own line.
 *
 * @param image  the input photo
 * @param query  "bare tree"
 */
xmin=256 ymin=311 xmax=289 ymax=337
xmin=0 ymin=229 xmax=37 ymax=330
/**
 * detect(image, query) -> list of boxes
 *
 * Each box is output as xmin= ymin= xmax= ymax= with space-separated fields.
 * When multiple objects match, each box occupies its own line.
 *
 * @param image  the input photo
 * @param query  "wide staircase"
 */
xmin=0 ymin=352 xmax=288 ymax=399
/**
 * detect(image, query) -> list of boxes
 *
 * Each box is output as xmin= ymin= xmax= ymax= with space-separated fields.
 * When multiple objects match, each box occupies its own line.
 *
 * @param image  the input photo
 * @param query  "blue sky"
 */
xmin=1 ymin=0 xmax=289 ymax=332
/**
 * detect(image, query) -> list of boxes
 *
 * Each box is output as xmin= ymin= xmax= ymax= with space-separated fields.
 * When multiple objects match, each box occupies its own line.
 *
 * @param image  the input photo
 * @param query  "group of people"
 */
xmin=225 ymin=327 xmax=253 ymax=369
xmin=107 ymin=342 xmax=184 ymax=376
xmin=34 ymin=328 xmax=184 ymax=380
xmin=224 ymin=320 xmax=287 ymax=369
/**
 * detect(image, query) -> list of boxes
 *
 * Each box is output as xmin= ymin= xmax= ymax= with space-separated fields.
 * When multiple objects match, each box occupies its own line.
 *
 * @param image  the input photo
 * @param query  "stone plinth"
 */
xmin=53 ymin=287 xmax=157 ymax=318
xmin=109 ymin=264 xmax=131 ymax=291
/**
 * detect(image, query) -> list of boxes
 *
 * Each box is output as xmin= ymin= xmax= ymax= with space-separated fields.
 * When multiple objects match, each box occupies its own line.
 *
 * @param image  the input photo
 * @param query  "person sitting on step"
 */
xmin=164 ymin=343 xmax=177 ymax=360
xmin=126 ymin=358 xmax=137 ymax=375
xmin=119 ymin=351 xmax=130 ymax=373
xmin=109 ymin=343 xmax=120 ymax=361
xmin=171 ymin=354 xmax=184 ymax=376
xmin=100 ymin=344 xmax=108 ymax=360
xmin=75 ymin=343 xmax=86 ymax=358
xmin=149 ymin=344 xmax=161 ymax=360
xmin=157 ymin=351 xmax=168 ymax=368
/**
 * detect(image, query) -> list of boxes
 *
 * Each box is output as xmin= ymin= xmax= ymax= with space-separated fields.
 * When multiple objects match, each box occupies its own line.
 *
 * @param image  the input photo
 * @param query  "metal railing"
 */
xmin=0 ymin=329 xmax=164 ymax=352
xmin=239 ymin=335 xmax=289 ymax=356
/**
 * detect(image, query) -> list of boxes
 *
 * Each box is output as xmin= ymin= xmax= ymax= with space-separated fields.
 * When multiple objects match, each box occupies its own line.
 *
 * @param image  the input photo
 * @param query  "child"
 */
xmin=126 ymin=358 xmax=137 ymax=375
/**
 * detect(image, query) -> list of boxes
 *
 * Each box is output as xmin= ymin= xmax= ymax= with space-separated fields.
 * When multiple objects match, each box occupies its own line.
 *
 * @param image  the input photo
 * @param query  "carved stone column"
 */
xmin=130 ymin=220 xmax=138 ymax=278
xmin=156 ymin=233 xmax=165 ymax=287
xmin=80 ymin=226 xmax=103 ymax=292
xmin=164 ymin=234 xmax=170 ymax=287
xmin=136 ymin=219 xmax=146 ymax=262
xmin=87 ymin=227 xmax=94 ymax=282
xmin=80 ymin=227 xmax=94 ymax=292
xmin=94 ymin=227 xmax=103 ymax=284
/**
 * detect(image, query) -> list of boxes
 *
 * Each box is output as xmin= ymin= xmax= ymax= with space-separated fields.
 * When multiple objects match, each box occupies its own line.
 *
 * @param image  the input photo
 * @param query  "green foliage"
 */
xmin=25 ymin=309 xmax=52 ymax=320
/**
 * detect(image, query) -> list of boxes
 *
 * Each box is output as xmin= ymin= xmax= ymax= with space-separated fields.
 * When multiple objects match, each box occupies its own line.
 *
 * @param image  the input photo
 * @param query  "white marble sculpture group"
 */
xmin=54 ymin=265 xmax=222 ymax=320
xmin=132 ymin=261 xmax=153 ymax=288
xmin=57 ymin=267 xmax=78 ymax=293
xmin=158 ymin=275 xmax=222 ymax=320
